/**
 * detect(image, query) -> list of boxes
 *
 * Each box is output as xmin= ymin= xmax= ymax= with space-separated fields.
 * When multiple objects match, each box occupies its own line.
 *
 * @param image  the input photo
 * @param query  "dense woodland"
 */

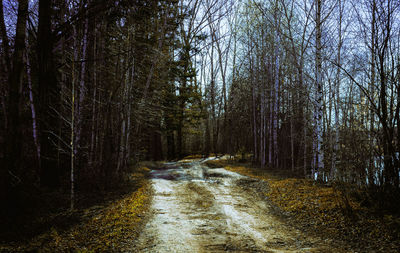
xmin=1 ymin=0 xmax=400 ymax=214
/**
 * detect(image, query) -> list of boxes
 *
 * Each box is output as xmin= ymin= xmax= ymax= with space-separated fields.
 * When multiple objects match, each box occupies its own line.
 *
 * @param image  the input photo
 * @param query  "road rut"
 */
xmin=134 ymin=159 xmax=339 ymax=252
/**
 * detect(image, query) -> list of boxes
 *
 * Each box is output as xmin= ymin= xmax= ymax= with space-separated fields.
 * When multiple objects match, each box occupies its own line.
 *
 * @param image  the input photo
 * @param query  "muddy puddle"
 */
xmin=134 ymin=159 xmax=342 ymax=252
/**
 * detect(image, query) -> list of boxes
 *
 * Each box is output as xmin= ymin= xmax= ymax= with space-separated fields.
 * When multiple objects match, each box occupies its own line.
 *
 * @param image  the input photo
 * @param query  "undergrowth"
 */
xmin=206 ymin=159 xmax=400 ymax=252
xmin=0 ymin=166 xmax=151 ymax=252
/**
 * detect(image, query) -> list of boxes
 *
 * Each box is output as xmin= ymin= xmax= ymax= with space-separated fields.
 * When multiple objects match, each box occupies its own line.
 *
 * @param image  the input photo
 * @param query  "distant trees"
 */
xmin=221 ymin=0 xmax=400 ymax=196
xmin=349 ymin=0 xmax=400 ymax=191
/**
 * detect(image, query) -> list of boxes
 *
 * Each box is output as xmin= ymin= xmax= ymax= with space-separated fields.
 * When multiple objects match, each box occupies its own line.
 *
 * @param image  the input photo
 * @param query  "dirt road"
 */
xmin=134 ymin=159 xmax=339 ymax=252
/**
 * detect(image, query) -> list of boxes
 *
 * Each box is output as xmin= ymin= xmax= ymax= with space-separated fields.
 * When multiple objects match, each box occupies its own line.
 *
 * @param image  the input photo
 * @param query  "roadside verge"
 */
xmin=0 ymin=165 xmax=152 ymax=253
xmin=205 ymin=159 xmax=400 ymax=252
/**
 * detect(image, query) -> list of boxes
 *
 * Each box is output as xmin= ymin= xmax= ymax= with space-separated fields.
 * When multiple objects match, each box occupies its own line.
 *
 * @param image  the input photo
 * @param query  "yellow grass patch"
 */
xmin=182 ymin=154 xmax=204 ymax=159
xmin=206 ymin=159 xmax=400 ymax=250
xmin=207 ymin=160 xmax=358 ymax=217
xmin=6 ymin=167 xmax=152 ymax=252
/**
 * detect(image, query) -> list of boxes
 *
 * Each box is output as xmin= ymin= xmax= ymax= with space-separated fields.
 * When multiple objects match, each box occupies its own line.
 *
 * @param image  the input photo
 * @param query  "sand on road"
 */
xmin=133 ymin=159 xmax=341 ymax=253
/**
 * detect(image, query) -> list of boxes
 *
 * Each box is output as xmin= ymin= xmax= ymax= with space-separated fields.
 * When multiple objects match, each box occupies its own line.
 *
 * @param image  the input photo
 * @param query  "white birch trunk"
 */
xmin=314 ymin=0 xmax=324 ymax=180
xmin=26 ymin=43 xmax=40 ymax=165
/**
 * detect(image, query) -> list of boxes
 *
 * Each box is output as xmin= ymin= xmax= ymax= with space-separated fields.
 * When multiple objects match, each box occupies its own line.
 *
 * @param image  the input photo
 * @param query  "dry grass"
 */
xmin=0 ymin=166 xmax=152 ymax=253
xmin=205 ymin=159 xmax=400 ymax=252
xmin=182 ymin=154 xmax=204 ymax=159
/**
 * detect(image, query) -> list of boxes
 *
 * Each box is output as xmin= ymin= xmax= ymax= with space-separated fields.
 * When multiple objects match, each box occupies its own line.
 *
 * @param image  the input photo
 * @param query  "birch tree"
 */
xmin=313 ymin=0 xmax=324 ymax=179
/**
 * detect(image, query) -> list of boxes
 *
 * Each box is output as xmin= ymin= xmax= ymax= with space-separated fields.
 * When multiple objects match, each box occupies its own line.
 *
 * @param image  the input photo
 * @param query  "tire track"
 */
xmin=134 ymin=160 xmax=340 ymax=253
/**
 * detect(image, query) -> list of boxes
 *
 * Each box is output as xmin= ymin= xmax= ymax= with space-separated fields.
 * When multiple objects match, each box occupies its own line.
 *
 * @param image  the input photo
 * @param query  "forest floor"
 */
xmin=203 ymin=158 xmax=400 ymax=252
xmin=0 ymin=164 xmax=154 ymax=252
xmin=1 ymin=157 xmax=400 ymax=252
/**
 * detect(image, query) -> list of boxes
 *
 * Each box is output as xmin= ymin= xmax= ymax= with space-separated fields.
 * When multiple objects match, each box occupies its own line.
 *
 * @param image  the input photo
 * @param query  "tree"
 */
xmin=38 ymin=0 xmax=60 ymax=188
xmin=2 ymin=0 xmax=28 ymax=202
xmin=313 ymin=0 xmax=324 ymax=179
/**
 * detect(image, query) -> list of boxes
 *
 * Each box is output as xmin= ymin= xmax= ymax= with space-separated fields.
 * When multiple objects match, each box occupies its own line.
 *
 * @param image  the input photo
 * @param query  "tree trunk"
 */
xmin=70 ymin=37 xmax=76 ymax=210
xmin=260 ymin=81 xmax=266 ymax=168
xmin=3 ymin=0 xmax=28 ymax=201
xmin=290 ymin=94 xmax=295 ymax=172
xmin=331 ymin=0 xmax=343 ymax=180
xmin=26 ymin=43 xmax=40 ymax=170
xmin=124 ymin=64 xmax=134 ymax=168
xmin=273 ymin=4 xmax=280 ymax=168
xmin=75 ymin=13 xmax=89 ymax=162
xmin=204 ymin=112 xmax=210 ymax=157
xmin=38 ymin=0 xmax=59 ymax=188
xmin=304 ymin=107 xmax=308 ymax=176
xmin=368 ymin=0 xmax=376 ymax=187
xmin=314 ymin=0 xmax=324 ymax=179
xmin=251 ymin=74 xmax=258 ymax=163
xmin=0 ymin=0 xmax=10 ymax=72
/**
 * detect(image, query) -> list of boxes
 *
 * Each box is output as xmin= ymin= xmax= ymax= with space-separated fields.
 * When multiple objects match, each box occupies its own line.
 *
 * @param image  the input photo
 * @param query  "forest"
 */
xmin=1 ymin=0 xmax=400 ymax=251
